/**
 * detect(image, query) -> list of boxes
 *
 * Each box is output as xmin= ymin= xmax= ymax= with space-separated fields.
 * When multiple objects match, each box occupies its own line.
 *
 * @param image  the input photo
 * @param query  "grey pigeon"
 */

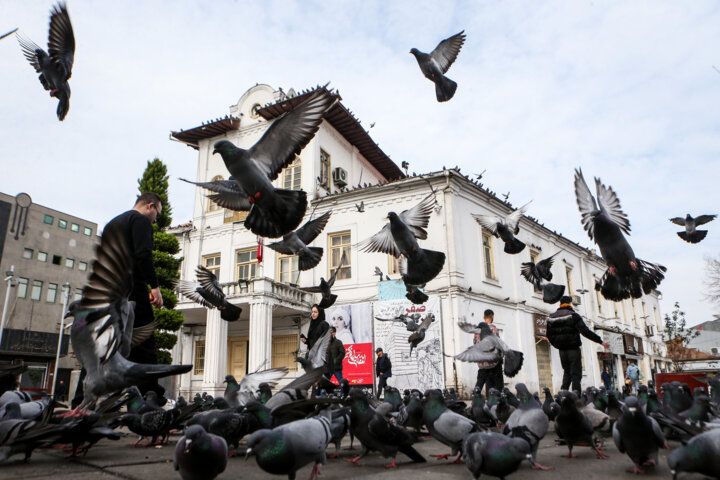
xmin=473 ymin=202 xmax=531 ymax=254
xmin=612 ymin=396 xmax=666 ymax=474
xmin=554 ymin=391 xmax=608 ymax=459
xmin=503 ymin=383 xmax=551 ymax=470
xmin=669 ymin=213 xmax=716 ymax=244
xmin=0 ymin=403 xmax=74 ymax=462
xmin=267 ymin=211 xmax=331 ymax=270
xmin=410 ymin=31 xmax=466 ymax=102
xmin=224 ymin=366 xmax=288 ymax=408
xmin=455 ymin=322 xmax=524 ymax=377
xmin=246 ymin=414 xmax=333 ymax=480
xmin=173 ymin=425 xmax=228 ymax=480
xmin=422 ymin=389 xmax=479 ymax=463
xmin=574 ymin=168 xmax=666 ymax=301
xmin=179 ymin=176 xmax=251 ymax=212
xmin=462 ymin=431 xmax=533 ymax=480
xmin=360 ymin=195 xmax=445 ymax=285
xmin=296 ymin=329 xmax=332 ymax=372
xmin=0 ymin=395 xmax=50 ymax=420
xmin=176 ymin=265 xmax=241 ymax=321
xmin=355 ymin=201 xmax=364 ymax=212
xmin=65 ymin=222 xmax=192 ymax=411
xmin=520 ymin=252 xmax=566 ymax=304
xmin=209 ymin=87 xmax=336 ymax=237
xmin=16 ymin=2 xmax=75 ymax=120
xmin=408 ymin=313 xmax=435 ymax=354
xmin=374 ymin=312 xmax=423 ymax=331
xmin=264 ymin=367 xmax=326 ymax=411
xmin=299 ymin=252 xmax=346 ymax=309
xmin=470 ymin=388 xmax=497 ymax=428
xmin=0 ymin=390 xmax=32 ymax=407
xmin=668 ymin=428 xmax=720 ymax=479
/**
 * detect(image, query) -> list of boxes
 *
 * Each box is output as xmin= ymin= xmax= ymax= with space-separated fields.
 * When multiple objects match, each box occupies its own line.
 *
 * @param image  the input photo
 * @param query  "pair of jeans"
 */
xmin=475 ymin=362 xmax=504 ymax=396
xmin=331 ymin=370 xmax=343 ymax=383
xmin=559 ymin=348 xmax=583 ymax=393
xmin=377 ymin=375 xmax=388 ymax=398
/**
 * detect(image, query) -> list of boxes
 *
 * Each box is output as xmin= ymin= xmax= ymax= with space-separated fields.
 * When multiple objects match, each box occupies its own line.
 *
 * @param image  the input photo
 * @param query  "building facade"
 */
xmin=169 ymin=84 xmax=670 ymax=398
xmin=0 ymin=192 xmax=97 ymax=396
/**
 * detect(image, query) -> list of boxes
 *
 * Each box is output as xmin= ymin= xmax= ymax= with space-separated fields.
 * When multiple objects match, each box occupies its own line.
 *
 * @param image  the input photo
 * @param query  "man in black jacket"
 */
xmin=375 ymin=348 xmax=392 ymax=399
xmin=327 ymin=327 xmax=346 ymax=382
xmin=546 ymin=296 xmax=609 ymax=393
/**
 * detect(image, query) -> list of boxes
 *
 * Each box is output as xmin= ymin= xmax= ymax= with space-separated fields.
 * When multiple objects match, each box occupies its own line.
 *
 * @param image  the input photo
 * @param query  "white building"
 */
xmin=168 ymin=84 xmax=669 ymax=398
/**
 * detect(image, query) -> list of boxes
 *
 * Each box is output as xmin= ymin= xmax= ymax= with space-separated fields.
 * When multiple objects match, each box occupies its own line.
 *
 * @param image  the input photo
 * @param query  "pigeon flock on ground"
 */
xmin=2 ymin=2 xmax=718 ymax=480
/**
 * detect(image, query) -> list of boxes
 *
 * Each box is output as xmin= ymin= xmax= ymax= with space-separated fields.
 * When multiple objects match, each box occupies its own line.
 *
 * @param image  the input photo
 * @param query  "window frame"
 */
xmin=271 ymin=334 xmax=299 ymax=371
xmin=528 ymin=249 xmax=541 ymax=293
xmin=194 ymin=340 xmax=205 ymax=376
xmin=46 ymin=283 xmax=58 ymax=303
xmin=388 ymin=255 xmax=400 ymax=277
xmin=282 ymin=156 xmax=302 ymax=191
xmin=83 ymin=226 xmax=93 ymax=236
xmin=58 ymin=219 xmax=67 ymax=229
xmin=17 ymin=278 xmax=29 ymax=299
xmin=207 ymin=175 xmax=224 ymax=213
xmin=481 ymin=230 xmax=496 ymax=280
xmin=202 ymin=253 xmax=221 ymax=278
xmin=43 ymin=214 xmax=54 ymax=225
xmin=30 ymin=280 xmax=43 ymax=301
xmin=235 ymin=248 xmax=258 ymax=283
xmin=70 ymin=223 xmax=80 ymax=233
xmin=78 ymin=261 xmax=88 ymax=272
xmin=328 ymin=231 xmax=351 ymax=280
xmin=565 ymin=266 xmax=575 ymax=297
xmin=37 ymin=251 xmax=48 ymax=262
xmin=319 ymin=149 xmax=331 ymax=189
xmin=23 ymin=248 xmax=34 ymax=260
xmin=276 ymin=254 xmax=299 ymax=285
xmin=65 ymin=258 xmax=75 ymax=269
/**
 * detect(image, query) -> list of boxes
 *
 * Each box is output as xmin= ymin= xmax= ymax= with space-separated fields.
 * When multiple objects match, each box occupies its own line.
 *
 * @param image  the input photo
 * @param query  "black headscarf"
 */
xmin=306 ymin=304 xmax=329 ymax=350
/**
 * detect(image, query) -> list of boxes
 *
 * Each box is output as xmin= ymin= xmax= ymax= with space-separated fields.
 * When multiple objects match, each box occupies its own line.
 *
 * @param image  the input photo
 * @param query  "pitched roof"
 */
xmin=171 ymin=115 xmax=240 ymax=149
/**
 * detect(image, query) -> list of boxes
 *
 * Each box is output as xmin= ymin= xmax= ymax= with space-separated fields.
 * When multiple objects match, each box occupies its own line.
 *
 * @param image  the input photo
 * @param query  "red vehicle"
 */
xmin=654 ymin=371 xmax=717 ymax=396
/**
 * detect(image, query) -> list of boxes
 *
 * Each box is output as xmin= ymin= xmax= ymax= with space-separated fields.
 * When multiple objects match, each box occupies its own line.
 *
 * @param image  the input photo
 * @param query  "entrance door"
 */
xmin=535 ymin=338 xmax=553 ymax=390
xmin=228 ymin=337 xmax=248 ymax=380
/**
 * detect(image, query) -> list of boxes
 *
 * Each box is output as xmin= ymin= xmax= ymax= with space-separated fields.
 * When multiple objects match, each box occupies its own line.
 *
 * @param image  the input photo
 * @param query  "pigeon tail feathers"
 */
xmin=542 ymin=283 xmax=565 ymax=304
xmin=244 ymin=189 xmax=307 ymax=238
xmin=299 ymin=247 xmax=323 ymax=271
xmin=406 ymin=289 xmax=428 ymax=305
xmin=220 ymin=303 xmax=242 ymax=322
xmin=398 ymin=443 xmax=427 ymax=463
xmin=318 ymin=294 xmax=337 ymax=309
xmin=125 ymin=363 xmax=192 ymax=384
xmin=404 ymin=248 xmax=445 ymax=285
xmin=677 ymin=230 xmax=707 ymax=244
xmin=435 ymin=75 xmax=457 ymax=102
xmin=503 ymin=237 xmax=526 ymax=254
xmin=504 ymin=350 xmax=524 ymax=377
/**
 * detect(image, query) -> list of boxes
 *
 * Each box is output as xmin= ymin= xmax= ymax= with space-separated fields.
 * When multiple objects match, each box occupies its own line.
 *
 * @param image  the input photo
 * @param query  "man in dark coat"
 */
xmin=375 ymin=348 xmax=392 ymax=399
xmin=474 ymin=309 xmax=503 ymax=395
xmin=546 ymin=296 xmax=609 ymax=393
xmin=328 ymin=327 xmax=345 ymax=382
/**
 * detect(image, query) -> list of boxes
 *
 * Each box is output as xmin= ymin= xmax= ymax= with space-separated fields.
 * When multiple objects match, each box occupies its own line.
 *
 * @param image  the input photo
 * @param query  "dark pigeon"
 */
xmin=473 ymin=201 xmax=531 ymax=255
xmin=410 ymin=31 xmax=466 ymax=102
xmin=574 ymin=168 xmax=666 ymax=301
xmin=0 ymin=403 xmax=75 ymax=462
xmin=257 ymin=383 xmax=273 ymax=404
xmin=462 ymin=431 xmax=533 ymax=480
xmin=669 ymin=214 xmax=716 ymax=244
xmin=173 ymin=425 xmax=228 ymax=480
xmin=374 ymin=312 xmax=423 ymax=331
xmin=209 ymin=87 xmax=335 ymax=237
xmin=16 ymin=2 xmax=75 ymax=120
xmin=0 ymin=364 xmax=27 ymax=396
xmin=120 ymin=408 xmax=176 ymax=446
xmin=455 ymin=322 xmax=524 ymax=377
xmin=267 ymin=211 xmax=331 ymax=271
xmin=176 ymin=265 xmax=241 ymax=321
xmin=408 ymin=313 xmax=435 ymax=354
xmin=668 ymin=428 xmax=720 ymax=479
xmin=470 ymin=387 xmax=497 ymax=428
xmin=503 ymin=383 xmax=551 ymax=470
xmin=612 ymin=396 xmax=666 ymax=474
xmin=360 ymin=195 xmax=445 ymax=285
xmin=520 ymin=252 xmax=566 ymax=304
xmin=542 ymin=387 xmax=558 ymax=421
xmin=398 ymin=257 xmax=428 ymax=304
xmin=554 ymin=391 xmax=608 ymax=459
xmin=423 ymin=389 xmax=479 ymax=463
xmin=299 ymin=251 xmax=346 ymax=309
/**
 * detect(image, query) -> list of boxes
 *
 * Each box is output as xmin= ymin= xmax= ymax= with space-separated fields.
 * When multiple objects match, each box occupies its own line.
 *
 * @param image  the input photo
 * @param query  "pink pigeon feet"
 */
xmin=627 ymin=465 xmax=646 ymax=474
xmin=56 ymin=407 xmax=92 ymax=418
xmin=344 ymin=456 xmax=362 ymax=466
xmin=328 ymin=451 xmax=339 ymax=459
xmin=594 ymin=447 xmax=609 ymax=459
xmin=532 ymin=462 xmax=553 ymax=470
xmin=309 ymin=462 xmax=322 ymax=479
xmin=431 ymin=453 xmax=453 ymax=460
xmin=642 ymin=459 xmax=656 ymax=467
xmin=384 ymin=458 xmax=398 ymax=469
xmin=562 ymin=450 xmax=576 ymax=458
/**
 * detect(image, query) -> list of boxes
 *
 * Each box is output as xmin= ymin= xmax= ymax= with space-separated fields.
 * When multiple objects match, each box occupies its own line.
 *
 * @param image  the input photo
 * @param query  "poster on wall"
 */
xmin=325 ymin=303 xmax=374 ymax=385
xmin=373 ymin=296 xmax=444 ymax=392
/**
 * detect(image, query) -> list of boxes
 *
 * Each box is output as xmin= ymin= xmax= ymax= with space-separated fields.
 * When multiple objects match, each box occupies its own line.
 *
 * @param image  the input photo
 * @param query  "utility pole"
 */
xmin=0 ymin=265 xmax=15 ymax=349
xmin=50 ymin=283 xmax=71 ymax=397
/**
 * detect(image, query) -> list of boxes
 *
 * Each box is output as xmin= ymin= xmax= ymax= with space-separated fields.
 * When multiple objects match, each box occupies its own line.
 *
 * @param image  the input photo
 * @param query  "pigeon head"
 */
xmin=387 ymin=211 xmax=400 ymax=223
xmin=224 ymin=374 xmax=237 ymax=384
xmin=183 ymin=425 xmax=209 ymax=453
xmin=409 ymin=48 xmax=420 ymax=56
xmin=508 ymin=437 xmax=533 ymax=463
xmin=668 ymin=445 xmax=696 ymax=480
xmin=213 ymin=140 xmax=237 ymax=157
xmin=2 ymin=402 xmax=21 ymax=420
xmin=514 ymin=383 xmax=533 ymax=405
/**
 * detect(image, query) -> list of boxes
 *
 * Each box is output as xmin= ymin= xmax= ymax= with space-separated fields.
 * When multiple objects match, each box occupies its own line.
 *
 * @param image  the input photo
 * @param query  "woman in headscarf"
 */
xmin=301 ymin=304 xmax=329 ymax=350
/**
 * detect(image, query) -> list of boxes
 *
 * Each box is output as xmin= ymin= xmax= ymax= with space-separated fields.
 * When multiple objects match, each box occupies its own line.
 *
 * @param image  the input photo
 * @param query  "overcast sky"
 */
xmin=1 ymin=0 xmax=718 ymax=325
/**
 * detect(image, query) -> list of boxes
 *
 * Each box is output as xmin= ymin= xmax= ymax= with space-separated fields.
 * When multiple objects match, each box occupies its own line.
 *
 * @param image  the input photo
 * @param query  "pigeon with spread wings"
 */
xmin=574 ymin=168 xmax=666 ymax=301
xmin=299 ymin=251 xmax=346 ymax=309
xmin=179 ymin=177 xmax=251 ymax=212
xmin=16 ymin=2 xmax=75 ymax=120
xmin=175 ymin=265 xmax=241 ymax=322
xmin=410 ymin=31 xmax=466 ymax=102
xmin=472 ymin=202 xmax=530 ymax=255
xmin=669 ymin=214 xmax=716 ymax=244
xmin=455 ymin=322 xmax=524 ymax=377
xmin=408 ymin=313 xmax=435 ymax=354
xmin=266 ymin=211 xmax=331 ymax=271
xmin=65 ymin=222 xmax=192 ymax=412
xmin=360 ymin=195 xmax=445 ymax=285
xmin=520 ymin=252 xmax=565 ymax=304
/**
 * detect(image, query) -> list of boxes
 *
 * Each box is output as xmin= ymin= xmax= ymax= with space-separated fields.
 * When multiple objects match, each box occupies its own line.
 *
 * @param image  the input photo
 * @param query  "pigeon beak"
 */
xmin=245 ymin=448 xmax=253 ymax=460
xmin=526 ymin=454 xmax=534 ymax=466
xmin=670 ymin=470 xmax=676 ymax=480
xmin=185 ymin=439 xmax=192 ymax=449
xmin=628 ymin=407 xmax=637 ymax=413
xmin=212 ymin=148 xmax=218 ymax=155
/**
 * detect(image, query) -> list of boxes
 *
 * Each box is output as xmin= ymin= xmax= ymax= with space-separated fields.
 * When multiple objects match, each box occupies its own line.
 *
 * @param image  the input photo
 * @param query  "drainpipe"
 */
xmin=440 ymin=170 xmax=458 ymax=391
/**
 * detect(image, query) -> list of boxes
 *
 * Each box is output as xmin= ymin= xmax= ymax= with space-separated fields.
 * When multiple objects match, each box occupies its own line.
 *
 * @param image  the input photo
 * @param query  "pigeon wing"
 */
xmin=238 ymin=367 xmax=289 ymax=397
xmin=574 ymin=168 xmax=599 ymax=240
xmin=47 ymin=3 xmax=75 ymax=80
xmin=668 ymin=217 xmax=686 ymax=226
xmin=535 ymin=252 xmax=558 ymax=281
xmin=298 ymin=285 xmax=323 ymax=293
xmin=131 ymin=321 xmax=157 ymax=348
xmin=430 ymin=30 xmax=466 ymax=74
xmin=455 ymin=343 xmax=501 ymax=363
xmin=594 ymin=177 xmax=631 ymax=235
xmin=398 ymin=194 xmax=435 ymax=239
xmin=326 ymin=252 xmax=347 ymax=287
xmin=16 ymin=34 xmax=44 ymax=73
xmin=472 ymin=214 xmax=500 ymax=236
xmin=206 ymin=193 xmax=252 ymax=212
xmin=505 ymin=201 xmax=531 ymax=234
xmin=417 ymin=313 xmax=435 ymax=331
xmin=457 ymin=321 xmax=484 ymax=335
xmin=79 ymin=222 xmax=133 ymax=309
xmin=179 ymin=177 xmax=244 ymax=194
xmin=520 ymin=262 xmax=541 ymax=285
xmin=295 ymin=211 xmax=331 ymax=244
xmin=195 ymin=266 xmax=225 ymax=303
xmin=248 ymin=88 xmax=335 ymax=181
xmin=694 ymin=214 xmax=717 ymax=226
xmin=175 ymin=280 xmax=215 ymax=308
xmin=359 ymin=224 xmax=401 ymax=257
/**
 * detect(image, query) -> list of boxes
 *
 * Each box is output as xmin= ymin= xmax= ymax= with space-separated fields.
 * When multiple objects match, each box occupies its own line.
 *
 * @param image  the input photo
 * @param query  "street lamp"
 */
xmin=50 ymin=283 xmax=71 ymax=397
xmin=0 ymin=266 xmax=16 ymax=349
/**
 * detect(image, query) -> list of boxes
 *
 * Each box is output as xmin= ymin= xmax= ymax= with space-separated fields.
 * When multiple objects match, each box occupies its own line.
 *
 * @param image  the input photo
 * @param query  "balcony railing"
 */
xmin=219 ymin=277 xmax=312 ymax=306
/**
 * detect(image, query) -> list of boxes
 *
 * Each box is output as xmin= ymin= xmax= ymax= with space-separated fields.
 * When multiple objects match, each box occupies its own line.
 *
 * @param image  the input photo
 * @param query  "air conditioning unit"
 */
xmin=572 ymin=295 xmax=582 ymax=305
xmin=332 ymin=167 xmax=348 ymax=188
xmin=645 ymin=325 xmax=654 ymax=337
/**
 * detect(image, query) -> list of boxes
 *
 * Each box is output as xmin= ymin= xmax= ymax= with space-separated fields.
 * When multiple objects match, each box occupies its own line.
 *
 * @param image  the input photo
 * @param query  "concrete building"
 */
xmin=168 ymin=84 xmax=669 ymax=398
xmin=688 ymin=317 xmax=720 ymax=356
xmin=0 ymin=192 xmax=97 ymax=397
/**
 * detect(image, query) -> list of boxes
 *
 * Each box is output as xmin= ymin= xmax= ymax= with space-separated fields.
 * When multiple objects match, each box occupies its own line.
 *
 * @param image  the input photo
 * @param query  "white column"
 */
xmin=178 ymin=327 xmax=194 ymax=397
xmin=248 ymin=300 xmax=273 ymax=372
xmin=202 ymin=309 xmax=227 ymax=396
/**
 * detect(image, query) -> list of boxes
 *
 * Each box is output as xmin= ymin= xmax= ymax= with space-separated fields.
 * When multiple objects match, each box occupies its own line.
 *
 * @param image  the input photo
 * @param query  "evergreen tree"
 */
xmin=662 ymin=302 xmax=700 ymax=372
xmin=138 ymin=158 xmax=184 ymax=364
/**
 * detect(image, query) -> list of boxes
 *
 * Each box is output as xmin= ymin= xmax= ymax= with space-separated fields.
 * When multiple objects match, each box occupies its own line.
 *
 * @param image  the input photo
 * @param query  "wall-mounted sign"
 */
xmin=602 ymin=331 xmax=624 ymax=355
xmin=534 ymin=314 xmax=547 ymax=337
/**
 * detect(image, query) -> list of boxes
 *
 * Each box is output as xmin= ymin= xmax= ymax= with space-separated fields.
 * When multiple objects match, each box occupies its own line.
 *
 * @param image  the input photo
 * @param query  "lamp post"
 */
xmin=50 ymin=283 xmax=71 ymax=397
xmin=0 ymin=266 xmax=16 ymax=349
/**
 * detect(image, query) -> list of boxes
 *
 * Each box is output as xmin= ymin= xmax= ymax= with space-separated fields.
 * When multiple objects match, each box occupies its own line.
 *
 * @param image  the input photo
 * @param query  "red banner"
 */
xmin=330 ymin=342 xmax=373 ymax=386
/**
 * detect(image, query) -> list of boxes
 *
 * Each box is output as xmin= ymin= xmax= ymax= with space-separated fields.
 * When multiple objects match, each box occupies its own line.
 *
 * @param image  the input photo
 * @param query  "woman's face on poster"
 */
xmin=332 ymin=309 xmax=349 ymax=330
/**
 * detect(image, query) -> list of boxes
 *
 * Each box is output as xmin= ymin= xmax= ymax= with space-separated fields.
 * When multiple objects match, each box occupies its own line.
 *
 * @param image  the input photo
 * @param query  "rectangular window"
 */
xmin=46 ymin=283 xmax=58 ymax=303
xmin=319 ymin=149 xmax=331 ymax=188
xmin=37 ymin=251 xmax=48 ymax=262
xmin=43 ymin=214 xmax=54 ymax=225
xmin=207 ymin=175 xmax=224 ymax=213
xmin=224 ymin=209 xmax=249 ymax=224
xmin=202 ymin=254 xmax=221 ymax=277
xmin=613 ymin=301 xmax=619 ymax=319
xmin=83 ymin=226 xmax=93 ymax=236
xmin=235 ymin=248 xmax=258 ymax=283
xmin=61 ymin=284 xmax=71 ymax=302
xmin=596 ymin=289 xmax=603 ymax=314
xmin=70 ymin=223 xmax=80 ymax=233
xmin=481 ymin=231 xmax=496 ymax=280
xmin=277 ymin=255 xmax=299 ymax=284
xmin=565 ymin=266 xmax=574 ymax=296
xmin=282 ymin=156 xmax=302 ymax=191
xmin=194 ymin=340 xmax=205 ymax=375
xmin=23 ymin=248 xmax=33 ymax=260
xmin=58 ymin=219 xmax=67 ymax=229
xmin=272 ymin=334 xmax=299 ymax=371
xmin=17 ymin=278 xmax=28 ymax=299
xmin=78 ymin=261 xmax=88 ymax=271
xmin=30 ymin=280 xmax=43 ymax=301
xmin=388 ymin=255 xmax=400 ymax=276
xmin=328 ymin=231 xmax=351 ymax=280
xmin=52 ymin=255 xmax=62 ymax=266
xmin=73 ymin=288 xmax=83 ymax=302
xmin=65 ymin=258 xmax=75 ymax=269
xmin=529 ymin=249 xmax=541 ymax=293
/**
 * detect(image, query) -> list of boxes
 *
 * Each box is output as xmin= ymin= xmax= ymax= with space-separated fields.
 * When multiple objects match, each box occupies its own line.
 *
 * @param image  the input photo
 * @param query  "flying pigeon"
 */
xmin=296 ymin=329 xmax=332 ymax=372
xmin=360 ymin=195 xmax=445 ymax=285
xmin=668 ymin=428 xmax=720 ymax=479
xmin=669 ymin=214 xmax=716 ymax=244
xmin=503 ymin=383 xmax=551 ymax=470
xmin=473 ymin=201 xmax=531 ymax=254
xmin=65 ymin=222 xmax=192 ymax=411
xmin=462 ymin=431 xmax=533 ymax=480
xmin=410 ymin=31 xmax=466 ymax=102
xmin=455 ymin=322 xmax=524 ymax=377
xmin=422 ymin=389 xmax=479 ymax=463
xmin=574 ymin=168 xmax=666 ymax=301
xmin=176 ymin=265 xmax=241 ymax=321
xmin=408 ymin=313 xmax=435 ymax=354
xmin=612 ymin=396 xmax=666 ymax=474
xmin=398 ymin=257 xmax=428 ymax=304
xmin=299 ymin=252 xmax=346 ymax=309
xmin=16 ymin=2 xmax=75 ymax=120
xmin=520 ymin=252 xmax=565 ymax=303
xmin=266 ymin=211 xmax=331 ymax=271
xmin=173 ymin=425 xmax=228 ymax=480
xmin=0 ymin=403 xmax=75 ymax=462
xmin=207 ymin=88 xmax=335 ymax=237
xmin=374 ymin=312 xmax=423 ymax=331
xmin=223 ymin=366 xmax=289 ymax=408
xmin=179 ymin=177 xmax=250 ymax=211
xmin=355 ymin=201 xmax=365 ymax=213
